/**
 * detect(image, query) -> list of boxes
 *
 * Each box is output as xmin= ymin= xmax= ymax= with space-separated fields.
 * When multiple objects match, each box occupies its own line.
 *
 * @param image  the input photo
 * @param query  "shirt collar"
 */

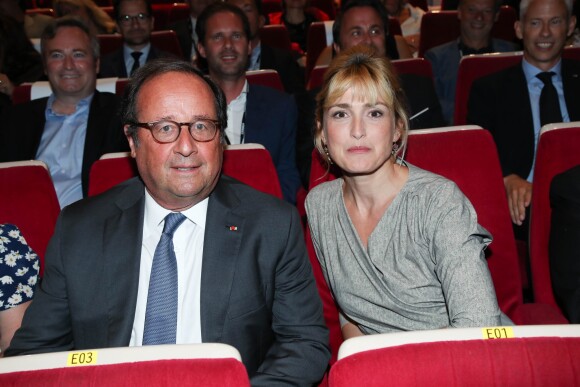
xmin=522 ymin=57 xmax=562 ymax=84
xmin=144 ymin=188 xmax=209 ymax=234
xmin=124 ymin=43 xmax=151 ymax=61
xmin=46 ymin=93 xmax=94 ymax=117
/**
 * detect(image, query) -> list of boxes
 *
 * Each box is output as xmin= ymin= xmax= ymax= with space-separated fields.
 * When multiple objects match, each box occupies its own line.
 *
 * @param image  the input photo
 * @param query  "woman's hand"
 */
xmin=341 ymin=322 xmax=364 ymax=340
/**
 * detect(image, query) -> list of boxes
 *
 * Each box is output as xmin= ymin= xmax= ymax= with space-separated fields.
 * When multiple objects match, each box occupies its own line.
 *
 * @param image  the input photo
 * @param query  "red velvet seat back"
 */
xmin=330 ymin=337 xmax=580 ymax=386
xmin=0 ymin=358 xmax=250 ymax=386
xmin=0 ymin=161 xmax=60 ymax=276
xmin=454 ymin=51 xmax=522 ymax=125
xmin=529 ymin=124 xmax=580 ymax=308
xmin=89 ymin=147 xmax=283 ymax=199
xmin=98 ymin=30 xmax=182 ymax=58
xmin=246 ymin=69 xmax=285 ymax=92
xmin=307 ymin=58 xmax=433 ymax=90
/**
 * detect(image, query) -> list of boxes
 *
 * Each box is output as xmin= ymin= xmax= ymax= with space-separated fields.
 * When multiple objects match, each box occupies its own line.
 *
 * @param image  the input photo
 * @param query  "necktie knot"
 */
xmin=536 ymin=71 xmax=555 ymax=85
xmin=163 ymin=212 xmax=186 ymax=237
xmin=130 ymin=51 xmax=143 ymax=76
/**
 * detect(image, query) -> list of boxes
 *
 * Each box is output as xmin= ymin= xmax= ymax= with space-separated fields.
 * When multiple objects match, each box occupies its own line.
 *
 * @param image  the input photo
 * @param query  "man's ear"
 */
xmin=515 ymin=20 xmax=523 ymax=40
xmin=124 ymin=124 xmax=138 ymax=158
xmin=197 ymin=42 xmax=206 ymax=59
xmin=333 ymin=42 xmax=341 ymax=54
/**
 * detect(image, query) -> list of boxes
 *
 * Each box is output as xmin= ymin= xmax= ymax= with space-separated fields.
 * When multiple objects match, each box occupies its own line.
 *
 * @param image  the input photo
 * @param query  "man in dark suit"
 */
xmin=6 ymin=58 xmax=330 ymax=385
xmin=550 ymin=164 xmax=580 ymax=323
xmin=0 ymin=18 xmax=127 ymax=207
xmin=99 ymin=0 xmax=174 ymax=78
xmin=197 ymin=2 xmax=302 ymax=204
xmin=227 ymin=0 xmax=305 ymax=94
xmin=467 ymin=0 xmax=579 ymax=233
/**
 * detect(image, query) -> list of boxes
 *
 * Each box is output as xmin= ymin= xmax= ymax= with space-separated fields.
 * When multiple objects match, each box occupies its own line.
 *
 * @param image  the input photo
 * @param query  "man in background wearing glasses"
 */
xmin=6 ymin=58 xmax=330 ymax=386
xmin=100 ymin=0 xmax=174 ymax=78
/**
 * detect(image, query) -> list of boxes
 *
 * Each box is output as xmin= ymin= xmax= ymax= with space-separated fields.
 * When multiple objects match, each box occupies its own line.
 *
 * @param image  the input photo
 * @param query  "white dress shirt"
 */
xmin=130 ymin=190 xmax=208 ymax=345
xmin=225 ymin=80 xmax=249 ymax=144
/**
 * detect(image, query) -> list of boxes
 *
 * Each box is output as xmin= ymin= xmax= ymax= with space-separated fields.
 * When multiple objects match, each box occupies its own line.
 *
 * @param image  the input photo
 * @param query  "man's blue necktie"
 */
xmin=143 ymin=212 xmax=186 ymax=345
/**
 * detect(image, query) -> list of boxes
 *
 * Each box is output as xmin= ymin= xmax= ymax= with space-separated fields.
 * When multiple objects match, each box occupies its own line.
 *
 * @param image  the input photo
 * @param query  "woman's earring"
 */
xmin=323 ymin=144 xmax=333 ymax=165
xmin=391 ymin=142 xmax=399 ymax=156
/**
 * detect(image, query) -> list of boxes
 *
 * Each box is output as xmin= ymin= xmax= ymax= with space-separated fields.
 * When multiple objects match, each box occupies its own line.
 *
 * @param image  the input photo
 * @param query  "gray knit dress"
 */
xmin=306 ymin=164 xmax=502 ymax=334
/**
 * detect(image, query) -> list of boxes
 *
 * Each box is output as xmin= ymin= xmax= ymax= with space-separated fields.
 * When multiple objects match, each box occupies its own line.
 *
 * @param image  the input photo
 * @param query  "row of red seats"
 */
xmin=2 ymin=325 xmax=579 ymax=385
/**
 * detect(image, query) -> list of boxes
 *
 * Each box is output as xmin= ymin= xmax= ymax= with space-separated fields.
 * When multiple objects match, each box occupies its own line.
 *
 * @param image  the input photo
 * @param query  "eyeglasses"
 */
xmin=118 ymin=13 xmax=150 ymax=24
xmin=131 ymin=119 xmax=220 ymax=143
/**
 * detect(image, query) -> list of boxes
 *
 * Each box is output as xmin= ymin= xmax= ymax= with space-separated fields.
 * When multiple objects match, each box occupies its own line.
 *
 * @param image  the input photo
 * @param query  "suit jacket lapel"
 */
xmin=244 ymin=84 xmax=265 ymax=144
xmin=200 ymin=176 xmax=245 ymax=342
xmin=102 ymin=178 xmax=146 ymax=346
xmin=563 ymin=59 xmax=580 ymax=121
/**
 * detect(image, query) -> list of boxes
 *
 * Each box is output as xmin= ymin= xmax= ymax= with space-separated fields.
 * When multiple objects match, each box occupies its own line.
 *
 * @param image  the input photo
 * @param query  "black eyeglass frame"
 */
xmin=130 ymin=119 xmax=221 ymax=144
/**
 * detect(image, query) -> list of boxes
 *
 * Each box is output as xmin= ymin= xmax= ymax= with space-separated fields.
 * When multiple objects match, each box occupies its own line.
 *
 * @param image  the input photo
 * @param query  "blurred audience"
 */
xmin=0 ymin=18 xmax=128 ymax=208
xmin=54 ymin=0 xmax=116 ymax=35
xmin=383 ymin=0 xmax=425 ymax=55
xmin=0 ymin=224 xmax=40 ymax=356
xmin=426 ymin=0 xmax=518 ymax=124
xmin=268 ymin=0 xmax=330 ymax=54
xmin=0 ymin=5 xmax=44 ymax=113
xmin=100 ymin=0 xmax=175 ymax=78
xmin=0 ymin=0 xmax=53 ymax=39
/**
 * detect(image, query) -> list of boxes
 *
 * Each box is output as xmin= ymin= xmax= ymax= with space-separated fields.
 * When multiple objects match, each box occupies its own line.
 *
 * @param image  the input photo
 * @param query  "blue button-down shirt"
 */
xmin=36 ymin=93 xmax=93 ymax=208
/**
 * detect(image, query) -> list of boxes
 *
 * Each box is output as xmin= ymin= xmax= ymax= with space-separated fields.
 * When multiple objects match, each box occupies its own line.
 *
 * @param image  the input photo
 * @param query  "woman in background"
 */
xmin=306 ymin=45 xmax=503 ymax=338
xmin=0 ymin=224 xmax=40 ymax=355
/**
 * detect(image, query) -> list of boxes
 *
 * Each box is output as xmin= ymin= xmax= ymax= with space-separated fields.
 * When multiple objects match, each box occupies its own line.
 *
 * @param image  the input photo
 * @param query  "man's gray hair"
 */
xmin=519 ymin=0 xmax=573 ymax=20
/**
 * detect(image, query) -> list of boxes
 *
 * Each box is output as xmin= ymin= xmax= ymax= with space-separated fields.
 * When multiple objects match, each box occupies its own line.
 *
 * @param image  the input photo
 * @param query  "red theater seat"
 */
xmin=330 ymin=325 xmax=580 ymax=387
xmin=529 ymin=122 xmax=580 ymax=313
xmin=0 ymin=343 xmax=250 ymax=386
xmin=0 ymin=161 xmax=60 ymax=276
xmin=246 ymin=69 xmax=284 ymax=92
xmin=454 ymin=51 xmax=522 ymax=125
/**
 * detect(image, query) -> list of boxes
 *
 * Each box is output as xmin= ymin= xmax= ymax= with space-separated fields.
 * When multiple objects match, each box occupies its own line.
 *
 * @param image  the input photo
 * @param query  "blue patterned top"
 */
xmin=0 ymin=224 xmax=40 ymax=310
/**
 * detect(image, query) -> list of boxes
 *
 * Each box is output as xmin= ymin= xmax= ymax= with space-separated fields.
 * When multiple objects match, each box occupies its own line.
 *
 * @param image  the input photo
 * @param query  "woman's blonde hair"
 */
xmin=314 ymin=45 xmax=409 ymax=167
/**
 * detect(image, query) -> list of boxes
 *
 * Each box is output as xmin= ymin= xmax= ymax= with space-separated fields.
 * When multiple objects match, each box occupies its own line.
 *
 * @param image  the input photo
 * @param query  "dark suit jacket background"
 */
xmin=550 ymin=164 xmax=580 ymax=323
xmin=245 ymin=84 xmax=302 ymax=204
xmin=99 ymin=46 xmax=175 ymax=78
xmin=259 ymin=44 xmax=305 ymax=94
xmin=6 ymin=176 xmax=330 ymax=385
xmin=0 ymin=91 xmax=129 ymax=197
xmin=467 ymin=59 xmax=580 ymax=179
xmin=168 ymin=18 xmax=194 ymax=61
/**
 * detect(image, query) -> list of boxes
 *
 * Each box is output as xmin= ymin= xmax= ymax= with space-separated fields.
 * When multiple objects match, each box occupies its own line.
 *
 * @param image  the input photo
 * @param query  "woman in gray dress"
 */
xmin=305 ymin=45 xmax=503 ymax=339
